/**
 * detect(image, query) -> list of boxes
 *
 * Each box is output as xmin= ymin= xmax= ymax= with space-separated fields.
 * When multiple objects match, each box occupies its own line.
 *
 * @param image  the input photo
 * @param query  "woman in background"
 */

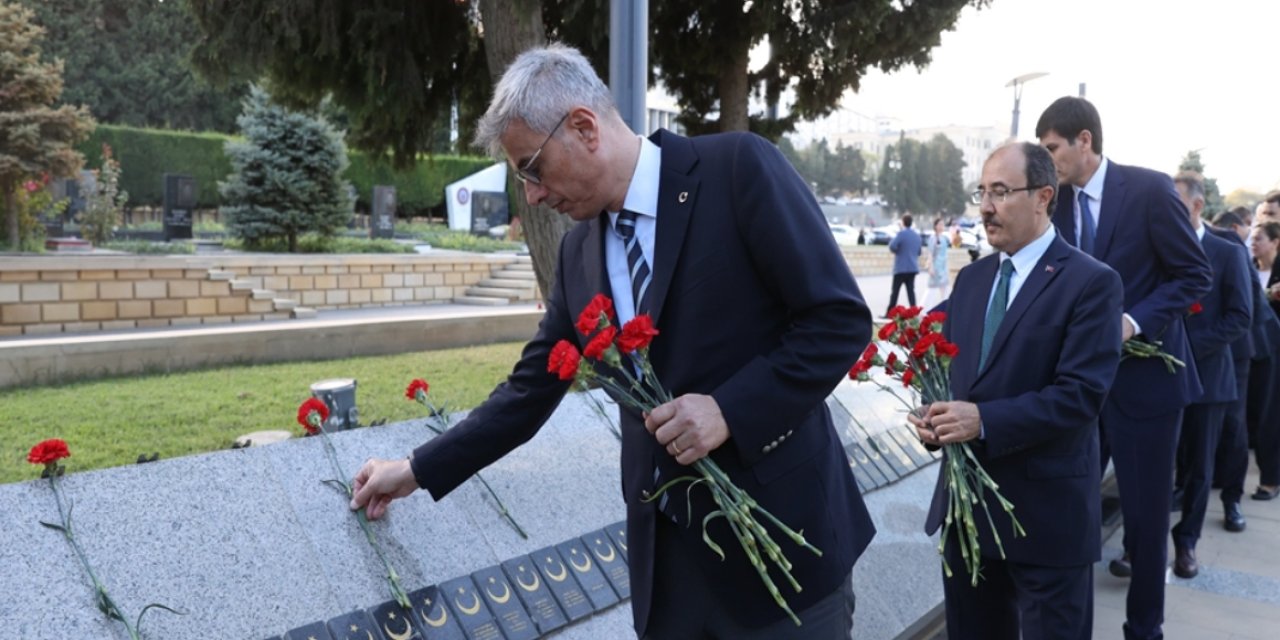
xmin=922 ymin=216 xmax=950 ymax=307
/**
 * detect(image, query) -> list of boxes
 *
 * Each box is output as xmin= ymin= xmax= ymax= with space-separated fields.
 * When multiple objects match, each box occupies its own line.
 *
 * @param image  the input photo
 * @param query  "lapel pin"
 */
xmin=1045 ymin=265 xmax=1056 ymax=273
xmin=678 ymin=191 xmax=688 ymax=203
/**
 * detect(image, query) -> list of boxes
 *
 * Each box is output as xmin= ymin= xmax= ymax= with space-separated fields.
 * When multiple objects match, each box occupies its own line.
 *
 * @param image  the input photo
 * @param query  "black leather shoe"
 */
xmin=1224 ymin=502 xmax=1247 ymax=532
xmin=1173 ymin=545 xmax=1198 ymax=579
xmin=1108 ymin=553 xmax=1132 ymax=578
xmin=1251 ymin=485 xmax=1280 ymax=501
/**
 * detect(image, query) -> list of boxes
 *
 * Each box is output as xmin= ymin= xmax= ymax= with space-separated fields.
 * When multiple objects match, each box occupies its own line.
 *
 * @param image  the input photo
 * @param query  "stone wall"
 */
xmin=840 ymin=245 xmax=972 ymax=279
xmin=0 ymin=253 xmax=530 ymax=337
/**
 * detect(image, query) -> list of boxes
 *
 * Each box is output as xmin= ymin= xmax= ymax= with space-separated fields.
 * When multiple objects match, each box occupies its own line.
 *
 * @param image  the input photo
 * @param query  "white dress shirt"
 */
xmin=606 ymin=137 xmax=661 ymax=324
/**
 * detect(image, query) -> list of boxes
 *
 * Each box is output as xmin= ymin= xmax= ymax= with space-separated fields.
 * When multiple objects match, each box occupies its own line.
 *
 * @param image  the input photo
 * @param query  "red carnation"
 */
xmin=860 ymin=342 xmax=879 ymax=361
xmin=576 ymin=294 xmax=616 ymax=335
xmin=936 ymin=340 xmax=960 ymax=358
xmin=884 ymin=351 xmax=899 ymax=374
xmin=1189 ymin=302 xmax=1203 ymax=315
xmin=887 ymin=306 xmax=906 ymax=320
xmin=405 ymin=379 xmax=430 ymax=401
xmin=584 ymin=326 xmax=618 ymax=360
xmin=28 ymin=439 xmax=71 ymax=466
xmin=296 ymin=397 xmax=330 ymax=435
xmin=548 ymin=340 xmax=582 ymax=381
xmin=902 ymin=369 xmax=915 ymax=387
xmin=877 ymin=322 xmax=897 ymax=341
xmin=901 ymin=306 xmax=923 ymax=320
xmin=617 ymin=314 xmax=660 ymax=353
xmin=911 ymin=332 xmax=945 ymax=359
xmin=921 ymin=311 xmax=947 ymax=331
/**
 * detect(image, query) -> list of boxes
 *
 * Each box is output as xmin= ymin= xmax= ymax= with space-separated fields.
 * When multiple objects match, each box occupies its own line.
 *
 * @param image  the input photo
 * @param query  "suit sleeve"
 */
xmin=978 ymin=265 xmax=1124 ymax=458
xmin=710 ymin=134 xmax=873 ymax=466
xmin=409 ymin=234 xmax=576 ymax=499
xmin=1189 ymin=242 xmax=1253 ymax=359
xmin=1128 ymin=176 xmax=1212 ymax=337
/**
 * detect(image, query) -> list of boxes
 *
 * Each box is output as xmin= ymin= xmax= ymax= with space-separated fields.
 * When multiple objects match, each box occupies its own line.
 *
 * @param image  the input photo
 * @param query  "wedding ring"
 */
xmin=671 ymin=441 xmax=682 ymax=455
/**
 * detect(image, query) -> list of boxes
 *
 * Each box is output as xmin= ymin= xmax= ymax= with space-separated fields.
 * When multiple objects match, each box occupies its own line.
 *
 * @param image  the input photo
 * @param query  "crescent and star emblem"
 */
xmin=569 ymin=548 xmax=593 ymax=573
xmin=544 ymin=555 xmax=569 ymax=582
xmin=515 ymin=565 xmax=542 ymax=592
xmin=591 ymin=539 xmax=617 ymax=563
xmin=381 ymin=610 xmax=413 ymax=640
xmin=485 ymin=576 xmax=512 ymax=604
xmin=455 ymin=589 xmax=482 ymax=616
xmin=420 ymin=598 xmax=449 ymax=628
xmin=614 ymin=530 xmax=627 ymax=551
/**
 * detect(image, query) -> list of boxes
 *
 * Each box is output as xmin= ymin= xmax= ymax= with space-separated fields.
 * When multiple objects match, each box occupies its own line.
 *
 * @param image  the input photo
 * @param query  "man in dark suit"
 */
xmin=347 ymin=45 xmax=875 ymax=639
xmin=911 ymin=142 xmax=1123 ymax=640
xmin=888 ymin=213 xmax=922 ymax=314
xmin=1037 ymin=97 xmax=1212 ymax=640
xmin=1169 ymin=171 xmax=1252 ymax=578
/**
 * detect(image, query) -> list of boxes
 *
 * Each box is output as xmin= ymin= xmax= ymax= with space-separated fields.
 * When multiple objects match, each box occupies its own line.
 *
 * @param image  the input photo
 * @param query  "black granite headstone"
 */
xmin=408 ymin=585 xmax=467 ymax=640
xmin=604 ymin=520 xmax=629 ymax=563
xmin=162 ymin=173 xmax=196 ymax=241
xmin=471 ymin=565 xmax=539 ymax=640
xmin=370 ymin=600 xmax=424 ymax=640
xmin=844 ymin=444 xmax=877 ymax=491
xmin=326 ymin=609 xmax=382 ymax=640
xmin=581 ymin=530 xmax=630 ymax=599
xmin=888 ymin=425 xmax=935 ymax=468
xmin=284 ymin=620 xmax=334 ymax=640
xmin=871 ymin=432 xmax=915 ymax=476
xmin=557 ymin=538 xmax=620 ymax=611
xmin=531 ymin=545 xmax=593 ymax=621
xmin=501 ymin=556 xmax=568 ymax=635
xmin=439 ymin=576 xmax=505 ymax=640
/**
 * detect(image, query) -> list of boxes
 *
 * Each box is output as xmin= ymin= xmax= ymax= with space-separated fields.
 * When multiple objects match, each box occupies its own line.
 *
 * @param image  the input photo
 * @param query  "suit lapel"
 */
xmin=580 ymin=214 xmax=610 ymax=303
xmin=646 ymin=130 xmax=700 ymax=327
xmin=1094 ymin=163 xmax=1127 ymax=260
xmin=956 ymin=256 xmax=999 ymax=389
xmin=976 ymin=237 xmax=1069 ymax=383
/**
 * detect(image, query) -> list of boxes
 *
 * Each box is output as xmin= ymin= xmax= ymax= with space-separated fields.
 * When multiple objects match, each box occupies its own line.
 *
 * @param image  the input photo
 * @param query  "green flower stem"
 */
xmin=419 ymin=397 xmax=528 ymax=539
xmin=583 ymin=391 xmax=623 ymax=441
xmin=316 ymin=429 xmax=411 ymax=610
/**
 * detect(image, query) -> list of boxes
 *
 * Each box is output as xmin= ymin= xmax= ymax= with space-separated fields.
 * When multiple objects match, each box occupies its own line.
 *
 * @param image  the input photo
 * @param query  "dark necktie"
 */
xmin=980 ymin=259 xmax=1015 ymax=370
xmin=616 ymin=210 xmax=652 ymax=314
xmin=1078 ymin=190 xmax=1096 ymax=255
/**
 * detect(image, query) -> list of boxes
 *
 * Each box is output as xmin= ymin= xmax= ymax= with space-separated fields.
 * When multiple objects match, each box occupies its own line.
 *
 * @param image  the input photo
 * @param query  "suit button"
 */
xmin=786 ymin=429 xmax=794 ymax=437
xmin=761 ymin=445 xmax=771 ymax=453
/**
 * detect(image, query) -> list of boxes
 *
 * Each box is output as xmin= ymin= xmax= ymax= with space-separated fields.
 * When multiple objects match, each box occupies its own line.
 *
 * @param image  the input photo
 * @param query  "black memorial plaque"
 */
xmin=408 ymin=585 xmax=466 ymax=640
xmin=284 ymin=621 xmax=334 ymax=640
xmin=326 ymin=609 xmax=382 ymax=640
xmin=888 ymin=425 xmax=935 ymax=468
xmin=844 ymin=444 xmax=877 ymax=491
xmin=162 ymin=173 xmax=196 ymax=241
xmin=501 ymin=556 xmax=568 ymax=635
xmin=604 ymin=520 xmax=629 ymax=563
xmin=439 ymin=576 xmax=505 ymax=640
xmin=469 ymin=191 xmax=509 ymax=236
xmin=850 ymin=440 xmax=892 ymax=487
xmin=582 ymin=530 xmax=630 ymax=599
xmin=472 ymin=565 xmax=538 ymax=640
xmin=846 ymin=420 xmax=899 ymax=483
xmin=556 ymin=538 xmax=620 ymax=611
xmin=370 ymin=600 xmax=424 ymax=640
xmin=531 ymin=545 xmax=593 ymax=621
xmin=371 ymin=185 xmax=396 ymax=240
xmin=264 ymin=637 xmax=283 ymax=640
xmin=871 ymin=431 xmax=915 ymax=477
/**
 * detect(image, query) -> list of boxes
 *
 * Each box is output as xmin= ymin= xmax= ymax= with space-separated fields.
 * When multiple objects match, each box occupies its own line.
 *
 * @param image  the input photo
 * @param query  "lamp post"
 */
xmin=1006 ymin=72 xmax=1049 ymax=139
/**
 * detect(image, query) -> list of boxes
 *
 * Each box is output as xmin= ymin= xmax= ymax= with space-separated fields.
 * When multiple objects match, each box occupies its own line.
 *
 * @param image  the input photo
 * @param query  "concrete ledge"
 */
xmin=0 ymin=304 xmax=544 ymax=389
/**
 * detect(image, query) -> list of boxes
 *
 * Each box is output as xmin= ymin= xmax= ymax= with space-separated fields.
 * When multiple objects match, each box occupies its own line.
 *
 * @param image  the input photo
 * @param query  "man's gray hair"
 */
xmin=474 ymin=43 xmax=618 ymax=158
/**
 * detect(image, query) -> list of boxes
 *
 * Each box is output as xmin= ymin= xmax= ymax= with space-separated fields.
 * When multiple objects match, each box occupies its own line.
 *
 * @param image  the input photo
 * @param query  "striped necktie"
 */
xmin=616 ymin=210 xmax=652 ymax=314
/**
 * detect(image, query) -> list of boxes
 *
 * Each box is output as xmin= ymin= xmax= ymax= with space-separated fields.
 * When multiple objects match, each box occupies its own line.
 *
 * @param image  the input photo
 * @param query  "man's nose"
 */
xmin=523 ymin=182 xmax=546 ymax=207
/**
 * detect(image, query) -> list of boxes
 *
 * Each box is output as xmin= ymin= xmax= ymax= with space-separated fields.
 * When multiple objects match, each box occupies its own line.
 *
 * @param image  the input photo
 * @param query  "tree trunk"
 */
xmin=5 ymin=187 xmax=17 ymax=252
xmin=717 ymin=42 xmax=751 ymax=132
xmin=478 ymin=0 xmax=572 ymax=303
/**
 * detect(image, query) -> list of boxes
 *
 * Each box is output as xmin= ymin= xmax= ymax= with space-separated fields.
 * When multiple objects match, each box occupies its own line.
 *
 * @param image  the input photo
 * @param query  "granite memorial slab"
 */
xmin=438 ymin=575 xmax=505 ymax=640
xmin=870 ymin=431 xmax=916 ymax=477
xmin=285 ymin=620 xmax=334 ymax=640
xmin=843 ymin=443 xmax=879 ymax=491
xmin=530 ymin=545 xmax=593 ymax=621
xmin=370 ymin=600 xmax=424 ymax=640
xmin=604 ymin=520 xmax=629 ymax=564
xmin=556 ymin=538 xmax=620 ymax=610
xmin=501 ymin=556 xmax=568 ymax=635
xmin=471 ymin=564 xmax=539 ymax=640
xmin=326 ymin=609 xmax=382 ymax=640
xmin=407 ymin=585 xmax=466 ymax=640
xmin=582 ymin=529 xmax=630 ymax=599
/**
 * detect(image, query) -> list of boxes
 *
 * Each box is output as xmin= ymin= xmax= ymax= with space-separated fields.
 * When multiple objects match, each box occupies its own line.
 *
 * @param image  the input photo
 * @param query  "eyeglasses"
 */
xmin=969 ymin=185 xmax=1042 ymax=205
xmin=514 ymin=113 xmax=570 ymax=185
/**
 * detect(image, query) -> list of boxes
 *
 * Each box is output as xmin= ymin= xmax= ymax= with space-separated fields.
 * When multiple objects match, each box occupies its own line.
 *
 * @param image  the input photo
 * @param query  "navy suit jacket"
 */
xmin=925 ymin=235 xmax=1123 ymax=566
xmin=890 ymin=227 xmax=922 ymax=274
xmin=1052 ymin=162 xmax=1212 ymax=417
xmin=1186 ymin=231 xmax=1252 ymax=403
xmin=1208 ymin=225 xmax=1276 ymax=361
xmin=409 ymin=130 xmax=875 ymax=633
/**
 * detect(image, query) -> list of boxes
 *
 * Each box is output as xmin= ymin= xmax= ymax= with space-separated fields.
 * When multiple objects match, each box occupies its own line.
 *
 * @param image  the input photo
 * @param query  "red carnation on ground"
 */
xmin=405 ymin=379 xmax=430 ymax=401
xmin=583 ymin=326 xmax=618 ymax=360
xmin=548 ymin=340 xmax=581 ymax=381
xmin=617 ymin=314 xmax=660 ymax=353
xmin=576 ymin=294 xmax=616 ymax=335
xmin=296 ymin=397 xmax=329 ymax=434
xmin=28 ymin=439 xmax=71 ymax=466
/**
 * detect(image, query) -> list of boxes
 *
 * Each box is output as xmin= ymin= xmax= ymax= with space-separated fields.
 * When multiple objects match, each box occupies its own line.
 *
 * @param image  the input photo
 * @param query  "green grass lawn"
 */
xmin=1 ymin=341 xmax=527 ymax=484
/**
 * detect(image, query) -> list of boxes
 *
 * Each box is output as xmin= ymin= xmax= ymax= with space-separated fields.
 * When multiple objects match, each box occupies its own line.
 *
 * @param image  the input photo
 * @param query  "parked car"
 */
xmin=828 ymin=224 xmax=860 ymax=247
xmin=869 ymin=225 xmax=896 ymax=245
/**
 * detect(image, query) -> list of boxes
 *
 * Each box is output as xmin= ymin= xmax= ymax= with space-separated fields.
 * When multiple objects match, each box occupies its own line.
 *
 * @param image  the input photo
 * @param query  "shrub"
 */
xmin=78 ymin=144 xmax=128 ymax=246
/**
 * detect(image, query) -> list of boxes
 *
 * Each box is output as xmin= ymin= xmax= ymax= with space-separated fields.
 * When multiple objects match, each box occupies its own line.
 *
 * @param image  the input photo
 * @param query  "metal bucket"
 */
xmin=310 ymin=378 xmax=359 ymax=431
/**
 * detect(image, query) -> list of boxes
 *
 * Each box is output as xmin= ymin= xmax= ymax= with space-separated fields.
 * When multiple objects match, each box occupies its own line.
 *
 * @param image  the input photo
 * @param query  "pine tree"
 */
xmin=0 ymin=2 xmax=94 ymax=251
xmin=219 ymin=86 xmax=354 ymax=253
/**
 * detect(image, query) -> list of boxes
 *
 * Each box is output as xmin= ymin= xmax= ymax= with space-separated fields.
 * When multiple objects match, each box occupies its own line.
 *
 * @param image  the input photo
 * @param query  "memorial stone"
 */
xmin=471 ymin=565 xmax=539 ymax=640
xmin=163 ymin=173 xmax=196 ymax=241
xmin=371 ymin=186 xmax=396 ymax=240
xmin=501 ymin=556 xmax=568 ymax=635
xmin=369 ymin=601 xmax=422 ymax=640
xmin=285 ymin=620 xmax=334 ymax=640
xmin=326 ymin=609 xmax=382 ymax=640
xmin=582 ymin=530 xmax=630 ymax=599
xmin=556 ymin=538 xmax=619 ymax=611
xmin=439 ymin=576 xmax=504 ymax=640
xmin=530 ymin=546 xmax=593 ymax=621
xmin=407 ymin=585 xmax=466 ymax=640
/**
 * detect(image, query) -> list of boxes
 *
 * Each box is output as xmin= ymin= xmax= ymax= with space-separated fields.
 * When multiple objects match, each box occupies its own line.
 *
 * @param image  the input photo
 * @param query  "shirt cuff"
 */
xmin=1124 ymin=313 xmax=1142 ymax=337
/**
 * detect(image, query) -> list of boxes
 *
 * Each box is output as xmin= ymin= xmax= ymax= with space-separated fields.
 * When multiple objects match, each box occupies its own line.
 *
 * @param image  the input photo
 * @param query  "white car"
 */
xmin=828 ymin=224 xmax=860 ymax=246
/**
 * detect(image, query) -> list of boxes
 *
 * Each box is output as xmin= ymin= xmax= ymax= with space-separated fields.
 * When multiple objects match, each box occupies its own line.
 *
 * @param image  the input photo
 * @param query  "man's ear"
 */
xmin=566 ymin=107 xmax=600 ymax=150
xmin=1076 ymin=129 xmax=1093 ymax=152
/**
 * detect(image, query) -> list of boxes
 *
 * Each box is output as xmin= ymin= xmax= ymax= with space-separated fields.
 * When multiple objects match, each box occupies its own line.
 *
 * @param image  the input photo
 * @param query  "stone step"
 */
xmin=512 ymin=255 xmax=532 ymax=264
xmin=496 ymin=270 xmax=537 ymax=281
xmin=251 ymin=289 xmax=275 ymax=300
xmin=291 ymin=307 xmax=317 ymax=319
xmin=229 ymin=279 xmax=255 ymax=292
xmin=466 ymin=286 xmax=526 ymax=301
xmin=207 ymin=270 xmax=234 ymax=281
xmin=453 ymin=295 xmax=511 ymax=306
xmin=272 ymin=298 xmax=297 ymax=310
xmin=479 ymin=278 xmax=537 ymax=290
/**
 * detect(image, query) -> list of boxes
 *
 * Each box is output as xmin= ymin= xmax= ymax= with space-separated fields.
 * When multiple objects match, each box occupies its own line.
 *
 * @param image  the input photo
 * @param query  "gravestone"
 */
xmin=469 ymin=192 xmax=509 ymax=237
xmin=371 ymin=186 xmax=396 ymax=240
xmin=163 ymin=173 xmax=197 ymax=241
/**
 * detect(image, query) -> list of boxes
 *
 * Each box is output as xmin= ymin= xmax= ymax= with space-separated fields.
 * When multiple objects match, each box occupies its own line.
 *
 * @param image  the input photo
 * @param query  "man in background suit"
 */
xmin=911 ymin=142 xmax=1123 ymax=640
xmin=1169 ymin=171 xmax=1252 ymax=578
xmin=1037 ymin=96 xmax=1211 ymax=640
xmin=347 ymin=44 xmax=876 ymax=639
xmin=888 ymin=213 xmax=922 ymax=314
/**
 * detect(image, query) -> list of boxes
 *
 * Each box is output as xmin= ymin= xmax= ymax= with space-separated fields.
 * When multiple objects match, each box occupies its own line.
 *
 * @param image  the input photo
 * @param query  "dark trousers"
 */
xmin=1214 ymin=359 xmax=1251 ymax=504
xmin=941 ymin=550 xmax=1093 ymax=640
xmin=642 ymin=516 xmax=855 ymax=639
xmin=1246 ymin=355 xmax=1272 ymax=451
xmin=1173 ymin=402 xmax=1228 ymax=548
xmin=887 ymin=272 xmax=918 ymax=313
xmin=1102 ymin=403 xmax=1181 ymax=640
xmin=1253 ymin=355 xmax=1280 ymax=486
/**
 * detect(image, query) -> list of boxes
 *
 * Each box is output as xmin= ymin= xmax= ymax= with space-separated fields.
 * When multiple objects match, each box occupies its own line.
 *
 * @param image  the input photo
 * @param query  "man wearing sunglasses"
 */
xmin=350 ymin=44 xmax=876 ymax=639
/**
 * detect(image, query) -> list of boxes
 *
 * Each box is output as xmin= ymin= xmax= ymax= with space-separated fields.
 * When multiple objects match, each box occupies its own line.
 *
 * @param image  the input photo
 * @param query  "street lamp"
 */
xmin=1006 ymin=72 xmax=1049 ymax=139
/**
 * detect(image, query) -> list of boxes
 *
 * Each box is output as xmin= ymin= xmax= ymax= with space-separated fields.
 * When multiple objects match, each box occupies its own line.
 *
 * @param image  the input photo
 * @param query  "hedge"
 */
xmin=76 ymin=125 xmax=495 ymax=216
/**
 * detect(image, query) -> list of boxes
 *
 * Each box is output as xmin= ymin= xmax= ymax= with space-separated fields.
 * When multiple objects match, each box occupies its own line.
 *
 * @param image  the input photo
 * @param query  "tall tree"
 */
xmin=20 ymin=0 xmax=247 ymax=132
xmin=1179 ymin=149 xmax=1225 ymax=217
xmin=0 ymin=2 xmax=94 ymax=251
xmin=880 ymin=134 xmax=966 ymax=216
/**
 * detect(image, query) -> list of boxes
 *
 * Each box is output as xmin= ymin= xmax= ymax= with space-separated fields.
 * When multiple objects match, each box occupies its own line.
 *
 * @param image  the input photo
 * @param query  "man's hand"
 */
xmin=919 ymin=401 xmax=982 ymax=445
xmin=906 ymin=404 xmax=935 ymax=444
xmin=645 ymin=393 xmax=729 ymax=465
xmin=1121 ymin=315 xmax=1136 ymax=341
xmin=350 ymin=457 xmax=418 ymax=520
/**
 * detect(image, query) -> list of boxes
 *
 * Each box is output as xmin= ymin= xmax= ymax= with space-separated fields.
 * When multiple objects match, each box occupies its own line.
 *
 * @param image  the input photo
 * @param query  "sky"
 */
xmin=793 ymin=0 xmax=1279 ymax=194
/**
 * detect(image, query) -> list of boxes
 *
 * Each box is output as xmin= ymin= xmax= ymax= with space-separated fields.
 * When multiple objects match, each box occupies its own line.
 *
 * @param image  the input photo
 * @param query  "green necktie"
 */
xmin=980 ymin=259 xmax=1015 ymax=369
